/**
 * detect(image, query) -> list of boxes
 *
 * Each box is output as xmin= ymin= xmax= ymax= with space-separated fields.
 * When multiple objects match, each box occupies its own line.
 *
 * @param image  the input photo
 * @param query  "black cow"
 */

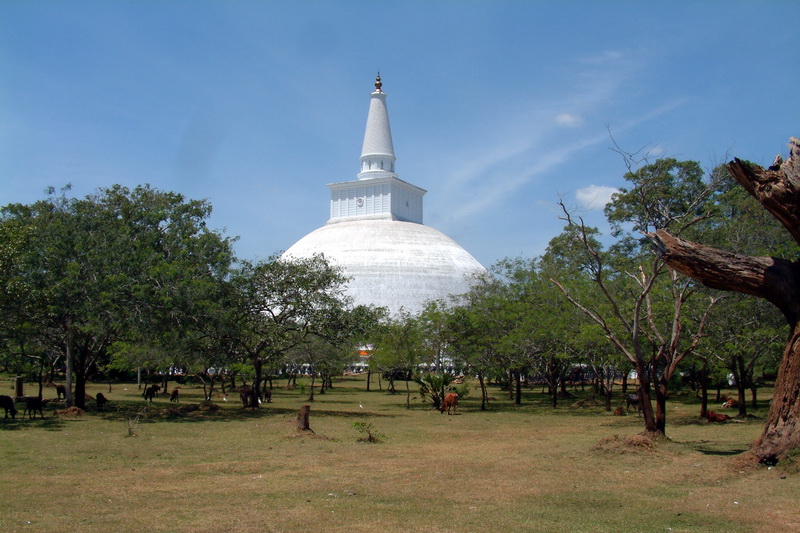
xmin=1 ymin=395 xmax=17 ymax=419
xmin=143 ymin=385 xmax=161 ymax=402
xmin=23 ymin=397 xmax=45 ymax=419
xmin=625 ymin=393 xmax=642 ymax=416
xmin=96 ymin=393 xmax=108 ymax=410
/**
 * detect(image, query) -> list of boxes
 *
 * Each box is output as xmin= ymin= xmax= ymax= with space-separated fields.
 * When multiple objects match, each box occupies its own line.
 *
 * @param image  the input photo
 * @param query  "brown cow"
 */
xmin=707 ymin=410 xmax=731 ymax=423
xmin=169 ymin=388 xmax=180 ymax=403
xmin=722 ymin=399 xmax=738 ymax=408
xmin=240 ymin=386 xmax=257 ymax=408
xmin=440 ymin=392 xmax=459 ymax=415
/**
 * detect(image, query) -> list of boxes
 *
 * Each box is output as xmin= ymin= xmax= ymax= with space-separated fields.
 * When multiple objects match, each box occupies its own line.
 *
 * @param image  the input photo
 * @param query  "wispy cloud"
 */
xmin=433 ymin=47 xmax=690 ymax=228
xmin=555 ymin=113 xmax=584 ymax=127
xmin=575 ymin=185 xmax=619 ymax=210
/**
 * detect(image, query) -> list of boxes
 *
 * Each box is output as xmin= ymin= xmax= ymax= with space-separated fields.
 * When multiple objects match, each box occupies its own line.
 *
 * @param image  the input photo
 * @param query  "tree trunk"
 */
xmin=699 ymin=363 xmax=709 ymax=418
xmin=65 ymin=324 xmax=74 ymax=408
xmin=478 ymin=374 xmax=487 ymax=411
xmin=736 ymin=380 xmax=747 ymax=417
xmin=251 ymin=358 xmax=263 ymax=408
xmin=296 ymin=405 xmax=312 ymax=432
xmin=635 ymin=362 xmax=658 ymax=433
xmin=751 ymin=323 xmax=800 ymax=463
xmin=654 ymin=376 xmax=668 ymax=434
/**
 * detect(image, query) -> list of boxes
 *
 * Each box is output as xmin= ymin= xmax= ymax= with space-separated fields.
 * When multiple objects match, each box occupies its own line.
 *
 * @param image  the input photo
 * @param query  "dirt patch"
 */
xmin=593 ymin=433 xmax=660 ymax=454
xmin=55 ymin=406 xmax=85 ymax=417
xmin=573 ymin=399 xmax=601 ymax=408
xmin=285 ymin=429 xmax=333 ymax=441
xmin=728 ymin=451 xmax=761 ymax=472
xmin=159 ymin=402 xmax=221 ymax=418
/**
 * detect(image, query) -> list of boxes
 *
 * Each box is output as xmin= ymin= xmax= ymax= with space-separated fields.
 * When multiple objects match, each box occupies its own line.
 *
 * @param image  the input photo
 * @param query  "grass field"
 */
xmin=1 ymin=376 xmax=797 ymax=533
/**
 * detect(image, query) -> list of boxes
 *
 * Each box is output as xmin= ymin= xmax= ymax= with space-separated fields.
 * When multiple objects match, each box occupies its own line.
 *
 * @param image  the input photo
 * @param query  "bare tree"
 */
xmin=551 ymin=154 xmax=721 ymax=435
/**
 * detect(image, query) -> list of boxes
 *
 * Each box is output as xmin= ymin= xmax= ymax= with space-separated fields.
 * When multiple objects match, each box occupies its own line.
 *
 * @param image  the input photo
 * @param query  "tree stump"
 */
xmin=296 ymin=404 xmax=313 ymax=432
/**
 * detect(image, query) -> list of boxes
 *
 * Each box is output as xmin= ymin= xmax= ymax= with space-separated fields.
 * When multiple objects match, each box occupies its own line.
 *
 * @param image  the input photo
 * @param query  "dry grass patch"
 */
xmin=0 ymin=378 xmax=796 ymax=532
xmin=593 ymin=432 xmax=661 ymax=454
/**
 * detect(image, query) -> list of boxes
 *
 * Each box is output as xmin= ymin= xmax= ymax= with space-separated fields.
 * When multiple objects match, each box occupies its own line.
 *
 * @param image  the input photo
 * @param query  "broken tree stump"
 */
xmin=296 ymin=404 xmax=313 ymax=432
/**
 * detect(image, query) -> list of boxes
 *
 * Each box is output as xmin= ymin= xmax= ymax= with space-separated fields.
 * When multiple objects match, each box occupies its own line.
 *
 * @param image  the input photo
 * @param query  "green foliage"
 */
xmin=352 ymin=421 xmax=386 ymax=443
xmin=0 ymin=184 xmax=236 ymax=407
xmin=415 ymin=372 xmax=453 ymax=410
xmin=605 ymin=158 xmax=708 ymax=237
xmin=370 ymin=312 xmax=424 ymax=393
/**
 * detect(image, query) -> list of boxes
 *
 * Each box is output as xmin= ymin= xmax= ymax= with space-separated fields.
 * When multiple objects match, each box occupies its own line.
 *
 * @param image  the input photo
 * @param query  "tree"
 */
xmin=648 ymin=137 xmax=800 ymax=462
xmin=552 ymin=157 xmax=720 ymax=435
xmin=370 ymin=312 xmax=425 ymax=407
xmin=0 ymin=185 xmax=235 ymax=408
xmin=445 ymin=275 xmax=504 ymax=410
xmin=224 ymin=254 xmax=371 ymax=407
xmin=294 ymin=304 xmax=381 ymax=402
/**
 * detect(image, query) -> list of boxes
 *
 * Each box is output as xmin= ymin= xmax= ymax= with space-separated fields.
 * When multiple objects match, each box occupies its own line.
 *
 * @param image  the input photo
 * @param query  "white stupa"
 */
xmin=283 ymin=75 xmax=485 ymax=315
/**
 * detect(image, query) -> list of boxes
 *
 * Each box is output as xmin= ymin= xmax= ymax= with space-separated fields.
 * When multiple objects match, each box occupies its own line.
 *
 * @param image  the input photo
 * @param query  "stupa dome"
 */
xmin=282 ymin=75 xmax=486 ymax=315
xmin=284 ymin=219 xmax=484 ymax=315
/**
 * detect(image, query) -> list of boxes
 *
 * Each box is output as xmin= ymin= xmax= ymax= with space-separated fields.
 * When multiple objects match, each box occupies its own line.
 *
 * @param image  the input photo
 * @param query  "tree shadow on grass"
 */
xmin=86 ymin=401 xmax=399 ymax=425
xmin=0 ymin=416 xmax=66 ymax=431
xmin=678 ymin=439 xmax=750 ymax=456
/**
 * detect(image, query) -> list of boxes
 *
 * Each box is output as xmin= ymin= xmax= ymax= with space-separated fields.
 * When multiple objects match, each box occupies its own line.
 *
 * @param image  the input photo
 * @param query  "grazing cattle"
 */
xmin=54 ymin=384 xmax=66 ymax=400
xmin=143 ymin=385 xmax=161 ymax=402
xmin=23 ymin=397 xmax=46 ymax=419
xmin=263 ymin=389 xmax=272 ymax=403
xmin=96 ymin=393 xmax=108 ymax=410
xmin=707 ymin=410 xmax=731 ymax=423
xmin=722 ymin=398 xmax=738 ymax=408
xmin=240 ymin=386 xmax=257 ymax=408
xmin=1 ymin=395 xmax=17 ymax=419
xmin=440 ymin=392 xmax=459 ymax=415
xmin=625 ymin=393 xmax=642 ymax=416
xmin=613 ymin=406 xmax=625 ymax=416
xmin=169 ymin=388 xmax=180 ymax=402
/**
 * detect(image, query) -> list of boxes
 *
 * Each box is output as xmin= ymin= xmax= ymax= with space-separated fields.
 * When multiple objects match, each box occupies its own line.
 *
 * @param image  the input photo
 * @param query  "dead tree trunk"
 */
xmin=648 ymin=137 xmax=800 ymax=462
xmin=296 ymin=405 xmax=312 ymax=432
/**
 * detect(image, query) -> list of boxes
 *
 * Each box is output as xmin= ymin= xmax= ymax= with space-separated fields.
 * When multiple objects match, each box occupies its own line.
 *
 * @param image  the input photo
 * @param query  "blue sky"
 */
xmin=2 ymin=1 xmax=798 ymax=268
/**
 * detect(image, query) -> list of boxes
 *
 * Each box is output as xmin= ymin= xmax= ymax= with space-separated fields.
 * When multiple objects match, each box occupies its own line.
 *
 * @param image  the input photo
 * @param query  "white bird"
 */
xmin=222 ymin=396 xmax=227 ymax=402
xmin=359 ymin=403 xmax=364 ymax=409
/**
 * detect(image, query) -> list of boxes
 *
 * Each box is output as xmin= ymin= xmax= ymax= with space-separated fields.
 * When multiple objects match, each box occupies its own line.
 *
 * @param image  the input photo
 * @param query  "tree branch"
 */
xmin=727 ymin=137 xmax=800 ymax=246
xmin=648 ymin=229 xmax=800 ymax=323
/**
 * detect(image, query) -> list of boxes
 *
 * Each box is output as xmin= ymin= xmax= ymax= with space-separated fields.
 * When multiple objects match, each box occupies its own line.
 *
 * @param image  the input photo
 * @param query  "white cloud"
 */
xmin=575 ymin=185 xmax=619 ymax=210
xmin=555 ymin=113 xmax=583 ymax=127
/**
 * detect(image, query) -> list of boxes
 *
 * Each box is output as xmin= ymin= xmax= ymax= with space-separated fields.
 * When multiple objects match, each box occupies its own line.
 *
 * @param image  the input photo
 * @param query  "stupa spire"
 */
xmin=358 ymin=73 xmax=396 ymax=180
